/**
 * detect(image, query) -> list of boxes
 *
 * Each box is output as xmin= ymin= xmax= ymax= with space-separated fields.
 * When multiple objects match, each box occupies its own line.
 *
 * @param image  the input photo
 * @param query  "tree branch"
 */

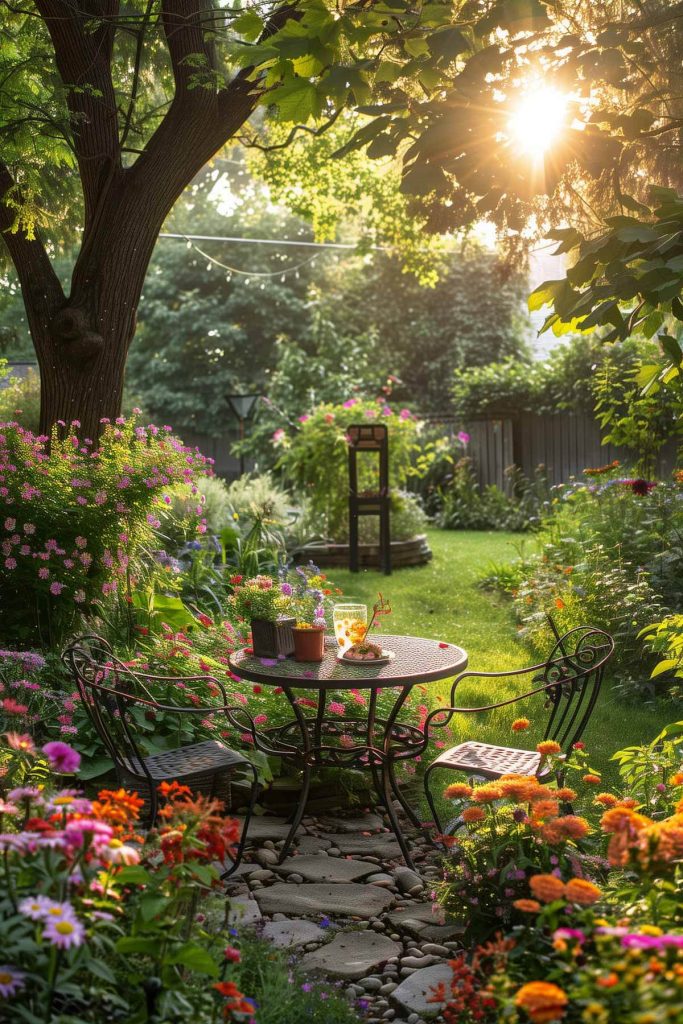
xmin=33 ymin=0 xmax=122 ymax=229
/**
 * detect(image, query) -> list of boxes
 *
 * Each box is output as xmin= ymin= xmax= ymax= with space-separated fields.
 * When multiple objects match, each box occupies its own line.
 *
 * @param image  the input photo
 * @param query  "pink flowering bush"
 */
xmin=0 ymin=414 xmax=210 ymax=647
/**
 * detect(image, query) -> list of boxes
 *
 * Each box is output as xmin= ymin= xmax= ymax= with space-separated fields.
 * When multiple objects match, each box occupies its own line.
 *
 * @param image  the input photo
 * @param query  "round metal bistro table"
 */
xmin=228 ymin=634 xmax=467 ymax=869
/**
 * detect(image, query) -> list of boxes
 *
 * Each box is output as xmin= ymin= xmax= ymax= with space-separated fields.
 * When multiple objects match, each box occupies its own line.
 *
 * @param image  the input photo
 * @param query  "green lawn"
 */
xmin=331 ymin=528 xmax=672 ymax=787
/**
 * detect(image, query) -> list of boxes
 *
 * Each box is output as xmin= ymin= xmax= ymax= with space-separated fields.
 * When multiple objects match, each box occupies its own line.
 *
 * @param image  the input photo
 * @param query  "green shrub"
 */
xmin=277 ymin=398 xmax=421 ymax=541
xmin=0 ymin=415 xmax=206 ymax=647
xmin=0 ymin=365 xmax=40 ymax=431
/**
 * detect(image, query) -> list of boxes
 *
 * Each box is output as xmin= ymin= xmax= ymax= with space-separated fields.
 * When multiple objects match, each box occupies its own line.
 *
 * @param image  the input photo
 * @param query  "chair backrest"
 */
xmin=62 ymin=635 xmax=155 ymax=779
xmin=535 ymin=625 xmax=614 ymax=750
xmin=62 ymin=634 xmax=232 ymax=778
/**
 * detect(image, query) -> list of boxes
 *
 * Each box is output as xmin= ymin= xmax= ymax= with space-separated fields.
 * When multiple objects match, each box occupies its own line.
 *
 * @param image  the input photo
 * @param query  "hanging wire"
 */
xmin=183 ymin=235 xmax=323 ymax=278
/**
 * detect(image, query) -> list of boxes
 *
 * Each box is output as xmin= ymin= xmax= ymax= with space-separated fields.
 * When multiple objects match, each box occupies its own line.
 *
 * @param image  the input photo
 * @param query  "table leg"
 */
xmin=277 ymin=685 xmax=313 ymax=861
xmin=380 ymin=760 xmax=416 ymax=871
xmin=376 ymin=685 xmax=419 ymax=869
xmin=383 ymin=687 xmax=423 ymax=830
xmin=279 ymin=762 xmax=312 ymax=863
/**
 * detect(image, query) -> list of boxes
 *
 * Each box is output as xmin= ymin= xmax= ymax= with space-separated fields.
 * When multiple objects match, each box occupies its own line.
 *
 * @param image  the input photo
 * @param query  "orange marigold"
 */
xmin=531 ymin=799 xmax=560 ymax=821
xmin=512 ymin=718 xmax=531 ymax=732
xmin=564 ymin=878 xmax=601 ymax=905
xmin=462 ymin=806 xmax=487 ymax=823
xmin=537 ymin=741 xmax=562 ymax=756
xmin=514 ymin=981 xmax=568 ymax=1023
xmin=514 ymin=899 xmax=541 ymax=913
xmin=555 ymin=788 xmax=577 ymax=802
xmin=444 ymin=782 xmax=473 ymax=800
xmin=499 ymin=776 xmax=542 ymax=802
xmin=594 ymin=793 xmax=619 ymax=808
xmin=583 ymin=774 xmax=601 ymax=785
xmin=529 ymin=874 xmax=566 ymax=903
xmin=556 ymin=815 xmax=590 ymax=839
xmin=671 ymin=772 xmax=683 ymax=786
xmin=600 ymin=807 xmax=652 ymax=833
xmin=471 ymin=784 xmax=504 ymax=803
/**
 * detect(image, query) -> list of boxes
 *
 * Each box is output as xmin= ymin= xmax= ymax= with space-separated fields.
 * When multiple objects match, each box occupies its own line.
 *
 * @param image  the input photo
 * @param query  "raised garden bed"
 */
xmin=296 ymin=534 xmax=432 ymax=569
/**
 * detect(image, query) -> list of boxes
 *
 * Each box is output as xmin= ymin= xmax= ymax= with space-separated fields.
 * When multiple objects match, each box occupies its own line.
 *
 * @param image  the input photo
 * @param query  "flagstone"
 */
xmin=390 ymin=963 xmax=453 ymax=1019
xmin=275 ymin=855 xmax=377 ymax=883
xmin=299 ymin=931 xmax=401 ymax=980
xmin=253 ymin=883 xmax=395 ymax=919
xmin=261 ymin=919 xmax=328 ymax=949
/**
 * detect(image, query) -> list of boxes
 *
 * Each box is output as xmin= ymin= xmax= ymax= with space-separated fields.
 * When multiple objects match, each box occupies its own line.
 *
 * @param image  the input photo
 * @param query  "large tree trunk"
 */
xmin=1 ymin=0 xmax=265 ymax=439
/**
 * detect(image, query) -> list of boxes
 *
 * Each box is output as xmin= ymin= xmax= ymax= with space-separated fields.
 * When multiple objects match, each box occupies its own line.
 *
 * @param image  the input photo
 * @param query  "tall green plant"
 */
xmin=277 ymin=399 xmax=421 ymax=541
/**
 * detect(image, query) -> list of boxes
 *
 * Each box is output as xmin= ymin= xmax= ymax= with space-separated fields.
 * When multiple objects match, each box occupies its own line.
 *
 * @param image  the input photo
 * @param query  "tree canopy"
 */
xmin=1 ymin=1 xmax=681 ymax=434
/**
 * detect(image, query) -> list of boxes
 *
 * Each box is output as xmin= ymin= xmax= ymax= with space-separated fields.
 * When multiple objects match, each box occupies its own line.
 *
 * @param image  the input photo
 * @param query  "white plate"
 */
xmin=339 ymin=649 xmax=395 ymax=666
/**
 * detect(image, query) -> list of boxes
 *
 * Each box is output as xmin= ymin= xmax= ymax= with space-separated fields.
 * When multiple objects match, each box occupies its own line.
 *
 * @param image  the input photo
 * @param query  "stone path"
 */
xmin=226 ymin=810 xmax=462 ymax=1023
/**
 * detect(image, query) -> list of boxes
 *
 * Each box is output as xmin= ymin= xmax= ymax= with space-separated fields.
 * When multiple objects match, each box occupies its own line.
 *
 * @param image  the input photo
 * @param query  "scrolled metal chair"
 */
xmin=61 ymin=635 xmax=262 ymax=877
xmin=423 ymin=624 xmax=614 ymax=835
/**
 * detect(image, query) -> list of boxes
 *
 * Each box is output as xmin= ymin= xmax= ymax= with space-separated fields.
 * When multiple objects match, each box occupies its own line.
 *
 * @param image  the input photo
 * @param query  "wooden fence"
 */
xmin=460 ymin=413 xmax=679 ymax=491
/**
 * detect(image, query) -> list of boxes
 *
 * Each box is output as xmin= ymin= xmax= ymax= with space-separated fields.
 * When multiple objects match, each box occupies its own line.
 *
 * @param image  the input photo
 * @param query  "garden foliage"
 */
xmin=0 ymin=415 xmax=208 ymax=647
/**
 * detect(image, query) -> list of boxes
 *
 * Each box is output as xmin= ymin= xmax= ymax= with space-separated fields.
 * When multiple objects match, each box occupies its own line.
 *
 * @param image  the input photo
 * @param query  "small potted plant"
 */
xmin=230 ymin=575 xmax=295 ymax=658
xmin=290 ymin=565 xmax=327 ymax=662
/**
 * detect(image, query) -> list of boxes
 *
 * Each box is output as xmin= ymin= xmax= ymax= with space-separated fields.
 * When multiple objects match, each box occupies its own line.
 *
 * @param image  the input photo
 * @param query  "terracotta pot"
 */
xmin=251 ymin=617 xmax=295 ymax=658
xmin=292 ymin=626 xmax=325 ymax=662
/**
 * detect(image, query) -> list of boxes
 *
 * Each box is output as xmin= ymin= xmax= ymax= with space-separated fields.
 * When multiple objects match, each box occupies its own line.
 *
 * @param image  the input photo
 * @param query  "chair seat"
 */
xmin=431 ymin=740 xmax=542 ymax=779
xmin=122 ymin=739 xmax=249 ymax=781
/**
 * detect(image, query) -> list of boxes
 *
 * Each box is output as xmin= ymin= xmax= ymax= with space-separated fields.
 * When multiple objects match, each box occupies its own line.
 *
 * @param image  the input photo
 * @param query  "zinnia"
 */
xmin=512 ymin=718 xmax=531 ymax=732
xmin=537 ymin=741 xmax=562 ymax=756
xmin=462 ymin=806 xmax=486 ymax=823
xmin=513 ymin=899 xmax=541 ymax=913
xmin=565 ymin=878 xmax=601 ymax=905
xmin=514 ymin=981 xmax=568 ymax=1022
xmin=42 ymin=741 xmax=81 ymax=774
xmin=444 ymin=782 xmax=473 ymax=800
xmin=529 ymin=874 xmax=566 ymax=903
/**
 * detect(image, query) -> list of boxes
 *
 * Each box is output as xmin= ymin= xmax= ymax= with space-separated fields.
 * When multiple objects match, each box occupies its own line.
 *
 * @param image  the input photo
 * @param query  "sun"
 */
xmin=507 ymin=87 xmax=568 ymax=158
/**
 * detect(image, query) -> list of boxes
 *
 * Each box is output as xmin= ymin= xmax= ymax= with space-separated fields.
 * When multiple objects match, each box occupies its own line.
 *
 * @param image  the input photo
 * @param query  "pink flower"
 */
xmin=43 ymin=916 xmax=85 ymax=949
xmin=342 ymin=399 xmax=358 ymax=409
xmin=4 ymin=557 xmax=16 ymax=569
xmin=74 ymin=537 xmax=87 ymax=549
xmin=329 ymin=701 xmax=345 ymax=715
xmin=23 ymin=523 xmax=35 ymax=534
xmin=297 ymin=414 xmax=310 ymax=423
xmin=399 ymin=408 xmax=412 ymax=420
xmin=49 ymin=582 xmax=64 ymax=596
xmin=272 ymin=428 xmax=286 ymax=444
xmin=457 ymin=431 xmax=470 ymax=446
xmin=5 ymin=732 xmax=35 ymax=754
xmin=74 ymin=590 xmax=86 ymax=603
xmin=4 ymin=518 xmax=16 ymax=531
xmin=42 ymin=741 xmax=81 ymax=774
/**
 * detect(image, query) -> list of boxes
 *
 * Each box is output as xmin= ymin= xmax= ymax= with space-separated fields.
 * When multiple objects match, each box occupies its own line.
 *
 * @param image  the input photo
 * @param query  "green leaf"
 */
xmin=651 ymin=659 xmax=679 ymax=679
xmin=403 ymin=36 xmax=430 ymax=58
xmin=116 ymin=936 xmax=161 ymax=955
xmin=232 ymin=10 xmax=264 ymax=42
xmin=266 ymin=79 xmax=321 ymax=122
xmin=168 ymin=944 xmax=219 ymax=976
